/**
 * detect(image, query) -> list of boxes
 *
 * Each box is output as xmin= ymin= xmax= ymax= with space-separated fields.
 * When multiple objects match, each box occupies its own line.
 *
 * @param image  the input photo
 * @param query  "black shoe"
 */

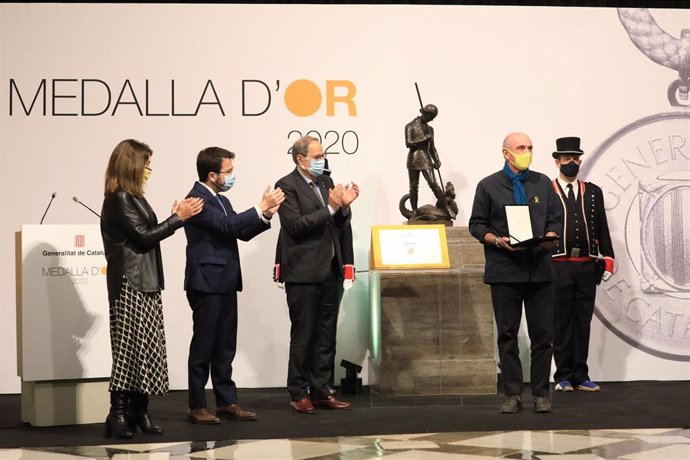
xmin=104 ymin=413 xmax=134 ymax=439
xmin=128 ymin=393 xmax=163 ymax=435
xmin=534 ymin=396 xmax=552 ymax=413
xmin=128 ymin=412 xmax=164 ymax=435
xmin=500 ymin=395 xmax=522 ymax=414
xmin=104 ymin=391 xmax=134 ymax=439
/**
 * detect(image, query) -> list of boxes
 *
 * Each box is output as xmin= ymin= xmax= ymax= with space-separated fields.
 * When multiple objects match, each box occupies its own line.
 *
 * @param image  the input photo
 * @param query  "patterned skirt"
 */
xmin=109 ymin=276 xmax=169 ymax=395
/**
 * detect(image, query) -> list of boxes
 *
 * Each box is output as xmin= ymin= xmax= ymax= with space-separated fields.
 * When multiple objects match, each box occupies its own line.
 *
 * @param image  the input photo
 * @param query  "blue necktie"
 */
xmin=216 ymin=194 xmax=227 ymax=215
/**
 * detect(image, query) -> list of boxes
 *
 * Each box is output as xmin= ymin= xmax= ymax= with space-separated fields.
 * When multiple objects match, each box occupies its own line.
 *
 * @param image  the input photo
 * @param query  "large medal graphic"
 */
xmin=581 ymin=9 xmax=690 ymax=360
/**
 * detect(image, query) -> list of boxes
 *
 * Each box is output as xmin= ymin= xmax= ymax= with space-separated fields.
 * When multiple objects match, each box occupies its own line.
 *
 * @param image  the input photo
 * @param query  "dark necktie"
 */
xmin=566 ymin=183 xmax=576 ymax=205
xmin=215 ymin=194 xmax=227 ymax=215
xmin=311 ymin=181 xmax=335 ymax=258
xmin=310 ymin=181 xmax=326 ymax=207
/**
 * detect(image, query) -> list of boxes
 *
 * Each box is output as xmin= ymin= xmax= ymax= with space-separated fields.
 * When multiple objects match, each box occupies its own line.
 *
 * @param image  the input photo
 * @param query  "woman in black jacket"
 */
xmin=100 ymin=139 xmax=202 ymax=438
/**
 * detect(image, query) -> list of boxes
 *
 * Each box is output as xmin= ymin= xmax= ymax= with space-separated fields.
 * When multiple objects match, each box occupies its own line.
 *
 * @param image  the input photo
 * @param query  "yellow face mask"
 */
xmin=506 ymin=149 xmax=532 ymax=171
xmin=143 ymin=166 xmax=152 ymax=182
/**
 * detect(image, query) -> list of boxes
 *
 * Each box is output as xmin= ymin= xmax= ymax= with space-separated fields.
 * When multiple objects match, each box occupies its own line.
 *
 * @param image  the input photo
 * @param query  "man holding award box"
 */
xmin=469 ymin=132 xmax=562 ymax=414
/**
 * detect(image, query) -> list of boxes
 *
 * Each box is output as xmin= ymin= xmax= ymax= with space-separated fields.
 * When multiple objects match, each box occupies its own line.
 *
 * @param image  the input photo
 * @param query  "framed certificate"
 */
xmin=370 ymin=224 xmax=450 ymax=269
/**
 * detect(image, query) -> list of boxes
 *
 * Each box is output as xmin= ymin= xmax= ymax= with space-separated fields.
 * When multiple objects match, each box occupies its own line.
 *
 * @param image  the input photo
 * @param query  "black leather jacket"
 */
xmin=100 ymin=189 xmax=183 ymax=303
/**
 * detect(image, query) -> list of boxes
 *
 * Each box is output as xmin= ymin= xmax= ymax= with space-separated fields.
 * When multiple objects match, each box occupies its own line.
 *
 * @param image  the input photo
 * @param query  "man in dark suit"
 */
xmin=275 ymin=136 xmax=360 ymax=414
xmin=469 ymin=132 xmax=562 ymax=414
xmin=550 ymin=137 xmax=614 ymax=393
xmin=184 ymin=147 xmax=284 ymax=424
xmin=272 ymin=157 xmax=356 ymax=397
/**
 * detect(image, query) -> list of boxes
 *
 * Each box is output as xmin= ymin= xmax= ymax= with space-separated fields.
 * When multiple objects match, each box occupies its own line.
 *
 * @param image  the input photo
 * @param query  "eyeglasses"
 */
xmin=217 ymin=169 xmax=233 ymax=176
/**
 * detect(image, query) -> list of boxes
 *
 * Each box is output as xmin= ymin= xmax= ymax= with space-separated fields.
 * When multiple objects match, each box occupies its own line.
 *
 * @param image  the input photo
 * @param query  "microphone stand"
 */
xmin=72 ymin=196 xmax=101 ymax=218
xmin=40 ymin=192 xmax=57 ymax=224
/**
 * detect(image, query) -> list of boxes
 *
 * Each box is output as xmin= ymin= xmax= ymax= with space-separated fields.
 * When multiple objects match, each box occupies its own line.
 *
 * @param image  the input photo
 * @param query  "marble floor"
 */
xmin=1 ymin=428 xmax=689 ymax=460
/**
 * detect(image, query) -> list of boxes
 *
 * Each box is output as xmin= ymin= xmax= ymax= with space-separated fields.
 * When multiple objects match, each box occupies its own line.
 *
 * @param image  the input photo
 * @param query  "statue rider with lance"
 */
xmin=405 ymin=85 xmax=447 ymax=214
xmin=405 ymin=104 xmax=445 ymax=211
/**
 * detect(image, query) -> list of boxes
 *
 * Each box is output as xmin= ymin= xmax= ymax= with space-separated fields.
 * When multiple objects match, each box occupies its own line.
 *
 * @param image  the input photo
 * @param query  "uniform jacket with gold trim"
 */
xmin=550 ymin=179 xmax=615 ymax=272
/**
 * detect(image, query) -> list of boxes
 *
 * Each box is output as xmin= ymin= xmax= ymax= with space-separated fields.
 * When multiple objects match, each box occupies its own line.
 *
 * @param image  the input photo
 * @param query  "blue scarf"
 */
xmin=502 ymin=162 xmax=529 ymax=205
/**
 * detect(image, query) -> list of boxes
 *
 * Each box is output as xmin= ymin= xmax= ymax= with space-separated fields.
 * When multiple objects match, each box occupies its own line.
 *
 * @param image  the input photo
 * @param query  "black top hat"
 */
xmin=552 ymin=137 xmax=584 ymax=158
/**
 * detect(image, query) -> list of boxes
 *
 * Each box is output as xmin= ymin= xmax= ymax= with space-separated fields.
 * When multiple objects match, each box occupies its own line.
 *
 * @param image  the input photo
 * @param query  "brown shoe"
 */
xmin=216 ymin=404 xmax=257 ymax=421
xmin=290 ymin=397 xmax=315 ymax=414
xmin=187 ymin=408 xmax=221 ymax=424
xmin=311 ymin=395 xmax=351 ymax=411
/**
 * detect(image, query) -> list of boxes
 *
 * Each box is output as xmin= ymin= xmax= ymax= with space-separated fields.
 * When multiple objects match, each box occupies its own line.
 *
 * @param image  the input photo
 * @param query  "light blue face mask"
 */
xmin=308 ymin=158 xmax=325 ymax=177
xmin=219 ymin=172 xmax=236 ymax=192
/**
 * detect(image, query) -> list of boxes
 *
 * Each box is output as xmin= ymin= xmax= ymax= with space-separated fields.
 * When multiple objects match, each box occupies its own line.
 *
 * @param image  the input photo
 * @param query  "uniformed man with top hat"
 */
xmin=550 ymin=136 xmax=614 ymax=393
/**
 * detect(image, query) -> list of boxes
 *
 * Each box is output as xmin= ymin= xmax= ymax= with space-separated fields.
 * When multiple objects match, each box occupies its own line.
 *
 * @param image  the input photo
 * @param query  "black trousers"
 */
xmin=553 ymin=261 xmax=597 ymax=385
xmin=490 ymin=282 xmax=554 ymax=397
xmin=285 ymin=259 xmax=343 ymax=402
xmin=186 ymin=290 xmax=238 ymax=409
xmin=327 ymin=286 xmax=346 ymax=387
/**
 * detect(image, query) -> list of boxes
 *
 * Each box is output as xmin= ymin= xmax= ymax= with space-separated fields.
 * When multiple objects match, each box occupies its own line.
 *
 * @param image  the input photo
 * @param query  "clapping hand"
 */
xmin=260 ymin=186 xmax=285 ymax=217
xmin=328 ymin=184 xmax=345 ymax=210
xmin=173 ymin=197 xmax=204 ymax=221
xmin=341 ymin=182 xmax=360 ymax=208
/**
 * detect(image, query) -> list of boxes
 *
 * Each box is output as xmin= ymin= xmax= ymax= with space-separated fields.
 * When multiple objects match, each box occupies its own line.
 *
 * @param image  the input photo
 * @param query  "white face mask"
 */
xmin=218 ymin=172 xmax=236 ymax=192
xmin=305 ymin=158 xmax=325 ymax=177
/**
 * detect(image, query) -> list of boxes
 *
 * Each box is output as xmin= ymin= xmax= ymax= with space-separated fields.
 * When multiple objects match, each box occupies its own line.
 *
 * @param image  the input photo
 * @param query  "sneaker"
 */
xmin=534 ymin=396 xmax=552 ymax=413
xmin=500 ymin=395 xmax=522 ymax=414
xmin=555 ymin=380 xmax=574 ymax=392
xmin=576 ymin=381 xmax=600 ymax=392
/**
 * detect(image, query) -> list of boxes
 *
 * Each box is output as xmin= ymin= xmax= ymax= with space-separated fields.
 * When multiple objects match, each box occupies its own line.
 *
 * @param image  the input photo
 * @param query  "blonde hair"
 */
xmin=104 ymin=139 xmax=152 ymax=196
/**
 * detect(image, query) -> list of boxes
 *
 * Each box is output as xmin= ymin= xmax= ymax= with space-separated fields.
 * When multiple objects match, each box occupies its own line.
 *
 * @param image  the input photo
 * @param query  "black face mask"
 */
xmin=560 ymin=161 xmax=580 ymax=178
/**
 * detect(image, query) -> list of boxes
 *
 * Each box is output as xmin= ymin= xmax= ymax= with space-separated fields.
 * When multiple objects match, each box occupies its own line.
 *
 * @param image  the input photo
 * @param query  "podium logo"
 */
xmin=74 ymin=234 xmax=85 ymax=248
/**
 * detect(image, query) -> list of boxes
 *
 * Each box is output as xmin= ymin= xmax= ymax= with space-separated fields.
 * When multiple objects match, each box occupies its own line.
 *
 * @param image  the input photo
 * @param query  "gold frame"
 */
xmin=370 ymin=224 xmax=450 ymax=269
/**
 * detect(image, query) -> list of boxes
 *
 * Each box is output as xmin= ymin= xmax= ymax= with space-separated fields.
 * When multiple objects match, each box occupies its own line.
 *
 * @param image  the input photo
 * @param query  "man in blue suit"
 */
xmin=184 ymin=147 xmax=284 ymax=424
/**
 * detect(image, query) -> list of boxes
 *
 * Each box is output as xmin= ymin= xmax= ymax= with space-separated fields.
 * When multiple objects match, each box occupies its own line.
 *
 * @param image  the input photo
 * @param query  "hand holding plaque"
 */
xmin=505 ymin=205 xmax=559 ymax=248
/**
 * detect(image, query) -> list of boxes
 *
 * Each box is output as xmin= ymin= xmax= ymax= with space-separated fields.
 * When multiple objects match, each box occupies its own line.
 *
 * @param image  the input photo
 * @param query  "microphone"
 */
xmin=40 ymin=192 xmax=57 ymax=224
xmin=72 ymin=196 xmax=101 ymax=218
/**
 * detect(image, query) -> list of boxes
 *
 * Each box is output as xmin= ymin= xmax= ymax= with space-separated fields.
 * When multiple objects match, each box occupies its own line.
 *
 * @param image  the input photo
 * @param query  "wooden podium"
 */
xmin=16 ymin=225 xmax=110 ymax=426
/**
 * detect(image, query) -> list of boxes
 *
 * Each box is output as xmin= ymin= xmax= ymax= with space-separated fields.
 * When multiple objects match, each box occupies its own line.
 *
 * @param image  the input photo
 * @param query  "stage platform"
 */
xmin=0 ymin=381 xmax=687 ymax=450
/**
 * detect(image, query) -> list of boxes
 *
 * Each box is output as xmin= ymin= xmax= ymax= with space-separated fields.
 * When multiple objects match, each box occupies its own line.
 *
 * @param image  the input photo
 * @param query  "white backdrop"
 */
xmin=1 ymin=4 xmax=688 ymax=394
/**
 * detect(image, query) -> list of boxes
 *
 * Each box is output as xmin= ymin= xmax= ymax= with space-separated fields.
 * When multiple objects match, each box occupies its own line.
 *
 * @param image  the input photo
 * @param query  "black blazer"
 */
xmin=183 ymin=182 xmax=269 ymax=294
xmin=469 ymin=169 xmax=563 ymax=284
xmin=100 ymin=189 xmax=183 ymax=303
xmin=275 ymin=168 xmax=352 ymax=283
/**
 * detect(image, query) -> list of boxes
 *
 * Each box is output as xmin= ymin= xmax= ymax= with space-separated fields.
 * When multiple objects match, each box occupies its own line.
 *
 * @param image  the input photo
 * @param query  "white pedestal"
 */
xmin=21 ymin=379 xmax=110 ymax=427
